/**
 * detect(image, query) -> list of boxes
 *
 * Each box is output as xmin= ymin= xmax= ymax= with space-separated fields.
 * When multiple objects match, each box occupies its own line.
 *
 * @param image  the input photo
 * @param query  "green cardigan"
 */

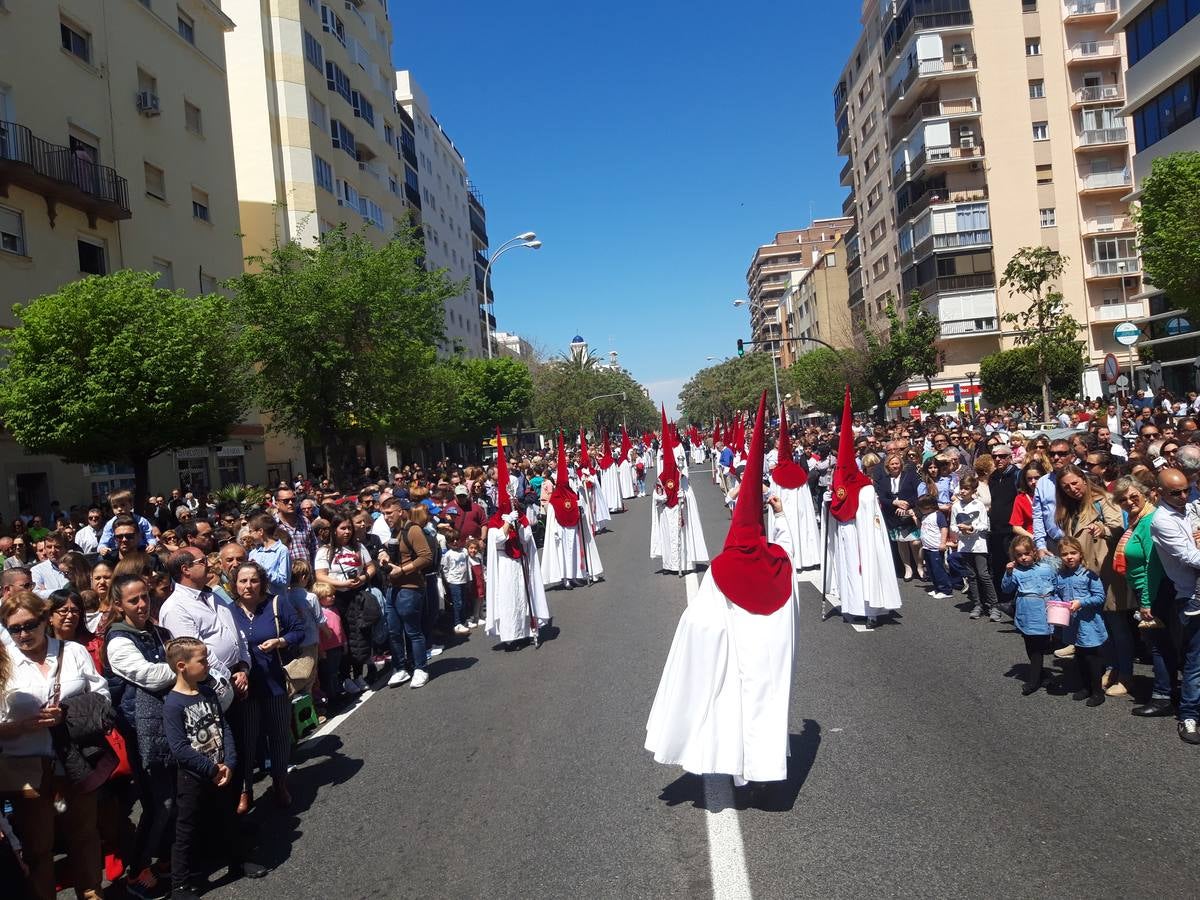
xmin=1121 ymin=510 xmax=1163 ymax=609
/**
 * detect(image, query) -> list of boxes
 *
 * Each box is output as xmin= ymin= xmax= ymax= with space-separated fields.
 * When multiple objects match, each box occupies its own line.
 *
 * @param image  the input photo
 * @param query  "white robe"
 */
xmin=540 ymin=500 xmax=605 ymax=586
xmin=649 ymin=481 xmax=709 ymax=573
xmin=690 ymin=443 xmax=705 ymax=466
xmin=768 ymin=481 xmax=822 ymax=570
xmin=599 ymin=464 xmax=623 ymax=512
xmin=645 ymin=516 xmax=798 ymax=783
xmin=580 ymin=472 xmax=611 ymax=529
xmin=827 ymin=485 xmax=902 ymax=619
xmin=485 ymin=523 xmax=551 ymax=642
xmin=618 ymin=459 xmax=636 ymax=499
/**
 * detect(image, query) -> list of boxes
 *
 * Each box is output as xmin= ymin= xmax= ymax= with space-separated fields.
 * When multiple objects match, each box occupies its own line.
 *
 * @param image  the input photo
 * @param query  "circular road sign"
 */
xmin=1103 ymin=353 xmax=1119 ymax=385
xmin=1114 ymin=321 xmax=1140 ymax=346
xmin=1116 ymin=375 xmax=1130 ymax=389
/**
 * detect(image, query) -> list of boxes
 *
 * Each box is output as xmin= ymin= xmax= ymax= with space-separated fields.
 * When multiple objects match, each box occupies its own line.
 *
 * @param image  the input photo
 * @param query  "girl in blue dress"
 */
xmin=1053 ymin=536 xmax=1109 ymax=707
xmin=1001 ymin=535 xmax=1057 ymax=696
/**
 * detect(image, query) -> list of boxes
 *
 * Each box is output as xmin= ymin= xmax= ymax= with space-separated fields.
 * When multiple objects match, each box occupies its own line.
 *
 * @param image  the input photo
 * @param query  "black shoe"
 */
xmin=1071 ymin=688 xmax=1090 ymax=701
xmin=1179 ymin=718 xmax=1200 ymax=744
xmin=171 ymin=886 xmax=203 ymax=900
xmin=1021 ymin=681 xmax=1041 ymax=696
xmin=230 ymin=861 xmax=269 ymax=880
xmin=1131 ymin=699 xmax=1175 ymax=717
xmin=563 ymin=581 xmax=573 ymax=591
xmin=1086 ymin=693 xmax=1106 ymax=707
xmin=865 ymin=618 xmax=877 ymax=631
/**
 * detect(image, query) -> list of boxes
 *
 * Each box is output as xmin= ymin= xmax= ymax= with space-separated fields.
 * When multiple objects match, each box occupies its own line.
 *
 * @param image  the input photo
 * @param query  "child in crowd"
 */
xmin=441 ymin=529 xmax=472 ymax=636
xmin=1001 ymin=536 xmax=1058 ymax=696
xmin=162 ymin=637 xmax=266 ymax=900
xmin=635 ymin=459 xmax=647 ymax=497
xmin=314 ymin=582 xmax=345 ymax=711
xmin=917 ymin=494 xmax=952 ymax=600
xmin=1054 ymin=536 xmax=1109 ymax=706
xmin=466 ymin=538 xmax=486 ymax=629
xmin=950 ymin=473 xmax=1000 ymax=621
xmin=286 ymin=559 xmax=324 ymax=695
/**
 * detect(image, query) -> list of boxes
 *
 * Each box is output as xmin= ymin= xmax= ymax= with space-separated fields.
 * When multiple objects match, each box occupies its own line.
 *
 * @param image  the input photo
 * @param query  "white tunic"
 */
xmin=485 ymin=523 xmax=551 ymax=643
xmin=768 ymin=482 xmax=822 ymax=570
xmin=617 ymin=459 xmax=636 ymax=499
xmin=579 ymin=472 xmax=611 ymax=529
xmin=540 ymin=501 xmax=605 ymax=586
xmin=827 ymin=485 xmax=902 ymax=618
xmin=599 ymin=465 xmax=623 ymax=512
xmin=645 ymin=517 xmax=798 ymax=783
xmin=649 ymin=481 xmax=709 ymax=573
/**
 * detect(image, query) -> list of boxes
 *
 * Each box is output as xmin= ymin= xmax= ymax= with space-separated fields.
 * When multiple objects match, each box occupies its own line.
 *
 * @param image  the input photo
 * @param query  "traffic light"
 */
xmin=737 ymin=339 xmax=744 ymax=357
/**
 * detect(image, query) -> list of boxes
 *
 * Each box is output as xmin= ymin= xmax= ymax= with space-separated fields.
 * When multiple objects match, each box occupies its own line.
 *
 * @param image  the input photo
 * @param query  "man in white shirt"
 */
xmin=75 ymin=506 xmax=103 ymax=554
xmin=31 ymin=532 xmax=70 ymax=598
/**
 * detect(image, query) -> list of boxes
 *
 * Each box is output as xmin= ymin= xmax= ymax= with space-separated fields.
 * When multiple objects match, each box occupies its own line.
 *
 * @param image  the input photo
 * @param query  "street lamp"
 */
xmin=733 ymin=298 xmax=782 ymax=418
xmin=483 ymin=232 xmax=541 ymax=359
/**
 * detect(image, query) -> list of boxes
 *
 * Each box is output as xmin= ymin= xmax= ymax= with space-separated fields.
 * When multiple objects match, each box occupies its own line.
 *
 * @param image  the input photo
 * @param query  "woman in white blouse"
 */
xmin=0 ymin=591 xmax=109 ymax=900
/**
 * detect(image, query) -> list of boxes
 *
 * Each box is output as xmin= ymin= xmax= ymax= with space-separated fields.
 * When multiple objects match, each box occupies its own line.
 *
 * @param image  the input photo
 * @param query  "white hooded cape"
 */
xmin=485 ymin=522 xmax=551 ymax=642
xmin=826 ymin=484 xmax=902 ymax=618
xmin=645 ymin=516 xmax=798 ymax=783
xmin=540 ymin=498 xmax=605 ymax=586
xmin=649 ymin=479 xmax=709 ymax=573
xmin=579 ymin=471 xmax=611 ymax=530
xmin=768 ymin=480 xmax=822 ymax=570
xmin=617 ymin=458 xmax=636 ymax=499
xmin=599 ymin=464 xmax=623 ymax=512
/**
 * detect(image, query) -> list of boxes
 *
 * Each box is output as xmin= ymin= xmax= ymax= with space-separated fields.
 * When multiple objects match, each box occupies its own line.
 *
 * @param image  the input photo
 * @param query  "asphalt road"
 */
xmin=201 ymin=468 xmax=1199 ymax=900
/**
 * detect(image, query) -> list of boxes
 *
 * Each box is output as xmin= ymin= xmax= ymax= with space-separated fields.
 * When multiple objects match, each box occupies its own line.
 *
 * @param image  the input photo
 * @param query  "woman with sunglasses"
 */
xmin=0 ymin=591 xmax=109 ymax=900
xmin=4 ymin=536 xmax=33 ymax=570
xmin=1008 ymin=461 xmax=1046 ymax=541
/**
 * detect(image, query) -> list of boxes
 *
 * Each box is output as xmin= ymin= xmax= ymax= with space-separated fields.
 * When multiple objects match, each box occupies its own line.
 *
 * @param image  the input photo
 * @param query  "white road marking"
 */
xmin=850 ymin=623 xmax=871 ymax=633
xmin=684 ymin=573 xmax=754 ymax=900
xmin=305 ymin=682 xmax=385 ymax=742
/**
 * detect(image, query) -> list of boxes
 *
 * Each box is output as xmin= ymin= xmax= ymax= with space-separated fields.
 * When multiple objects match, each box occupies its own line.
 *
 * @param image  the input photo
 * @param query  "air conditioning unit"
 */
xmin=960 ymin=136 xmax=976 ymax=149
xmin=136 ymin=91 xmax=161 ymax=117
xmin=952 ymin=45 xmax=967 ymax=66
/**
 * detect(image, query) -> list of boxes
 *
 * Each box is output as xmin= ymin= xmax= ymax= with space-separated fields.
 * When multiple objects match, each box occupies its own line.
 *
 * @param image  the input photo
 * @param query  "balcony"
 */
xmin=1087 ymin=257 xmax=1140 ymax=279
xmin=892 ymin=97 xmax=981 ymax=149
xmin=469 ymin=208 xmax=487 ymax=242
xmin=923 ymin=288 xmax=998 ymax=339
xmin=1076 ymin=127 xmax=1129 ymax=149
xmin=1064 ymin=0 xmax=1118 ymax=21
xmin=939 ymin=316 xmax=999 ymax=337
xmin=842 ymin=191 xmax=856 ymax=216
xmin=475 ymin=250 xmax=488 ymax=271
xmin=1066 ymin=40 xmax=1119 ymax=64
xmin=1072 ymin=84 xmax=1123 ymax=107
xmin=884 ymin=4 xmax=973 ymax=60
xmin=404 ymin=182 xmax=421 ymax=208
xmin=897 ymin=185 xmax=987 ymax=226
xmin=1079 ymin=170 xmax=1132 ymax=192
xmin=887 ymin=53 xmax=979 ymax=115
xmin=837 ymin=111 xmax=851 ymax=154
xmin=1092 ymin=301 xmax=1146 ymax=322
xmin=1080 ymin=214 xmax=1134 ymax=236
xmin=840 ymin=157 xmax=854 ymax=187
xmin=916 ymin=271 xmax=995 ymax=300
xmin=0 ymin=120 xmax=131 ymax=228
xmin=908 ymin=143 xmax=985 ymax=181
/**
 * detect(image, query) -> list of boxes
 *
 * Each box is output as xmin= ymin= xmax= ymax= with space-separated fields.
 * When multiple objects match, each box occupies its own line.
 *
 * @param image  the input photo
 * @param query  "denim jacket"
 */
xmin=1001 ymin=560 xmax=1057 ymax=636
xmin=1054 ymin=566 xmax=1109 ymax=648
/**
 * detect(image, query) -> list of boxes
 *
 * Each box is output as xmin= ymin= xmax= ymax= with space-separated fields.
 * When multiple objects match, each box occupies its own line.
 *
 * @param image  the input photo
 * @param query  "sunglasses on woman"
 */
xmin=6 ymin=619 xmax=44 ymax=635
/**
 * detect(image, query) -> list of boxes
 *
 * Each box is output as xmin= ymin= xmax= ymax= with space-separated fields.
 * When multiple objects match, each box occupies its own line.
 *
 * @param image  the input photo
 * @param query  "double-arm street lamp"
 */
xmin=483 ymin=231 xmax=542 ymax=359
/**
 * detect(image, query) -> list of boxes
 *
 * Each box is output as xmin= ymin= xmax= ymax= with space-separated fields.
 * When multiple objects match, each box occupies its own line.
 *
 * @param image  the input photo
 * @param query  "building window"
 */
xmin=144 ymin=162 xmax=166 ymax=201
xmin=314 ymin=155 xmax=334 ymax=193
xmin=153 ymin=258 xmax=174 ymax=290
xmin=1126 ymin=0 xmax=1200 ymax=67
xmin=0 ymin=206 xmax=26 ymax=256
xmin=1022 ymin=0 xmax=1037 ymax=10
xmin=1025 ymin=38 xmax=1041 ymax=56
xmin=60 ymin=19 xmax=91 ymax=63
xmin=324 ymin=61 xmax=352 ymax=104
xmin=78 ymin=237 xmax=107 ymax=275
xmin=1040 ymin=208 xmax=1056 ymax=227
xmin=184 ymin=101 xmax=203 ymax=135
xmin=1032 ymin=121 xmax=1049 ymax=140
xmin=320 ymin=4 xmax=346 ymax=45
xmin=1131 ymin=68 xmax=1198 ymax=153
xmin=177 ymin=8 xmax=195 ymax=44
xmin=1029 ymin=79 xmax=1045 ymax=99
xmin=303 ymin=30 xmax=323 ymax=71
xmin=191 ymin=188 xmax=210 ymax=222
xmin=1036 ymin=163 xmax=1053 ymax=184
xmin=200 ymin=272 xmax=217 ymax=293
xmin=351 ymin=91 xmax=374 ymax=127
xmin=308 ymin=93 xmax=327 ymax=131
xmin=331 ymin=119 xmax=356 ymax=157
xmin=217 ymin=454 xmax=245 ymax=488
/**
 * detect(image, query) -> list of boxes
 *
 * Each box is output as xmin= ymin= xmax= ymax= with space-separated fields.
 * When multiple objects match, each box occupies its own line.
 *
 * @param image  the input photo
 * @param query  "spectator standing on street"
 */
xmin=1109 ymin=475 xmax=1159 ymax=698
xmin=273 ymin=486 xmax=316 ymax=567
xmin=950 ymin=474 xmax=1000 ymax=621
xmin=1002 ymin=536 xmax=1058 ymax=696
xmin=246 ymin=513 xmax=292 ymax=596
xmin=1053 ymin=536 xmax=1109 ymax=707
xmin=1033 ymin=439 xmax=1074 ymax=557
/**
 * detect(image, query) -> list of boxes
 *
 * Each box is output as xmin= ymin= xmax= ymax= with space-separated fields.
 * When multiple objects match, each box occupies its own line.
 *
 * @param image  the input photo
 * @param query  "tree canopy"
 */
xmin=857 ymin=296 xmax=941 ymax=418
xmin=785 ymin=347 xmax=874 ymax=416
xmin=979 ymin=344 xmax=1085 ymax=408
xmin=1135 ymin=150 xmax=1200 ymax=315
xmin=0 ymin=270 xmax=249 ymax=502
xmin=530 ymin=357 xmax=657 ymax=436
xmin=679 ymin=353 xmax=776 ymax=424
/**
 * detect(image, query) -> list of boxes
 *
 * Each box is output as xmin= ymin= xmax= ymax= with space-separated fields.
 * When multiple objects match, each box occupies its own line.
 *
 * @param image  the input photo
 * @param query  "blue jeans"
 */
xmin=1178 ymin=614 xmax=1200 ymax=721
xmin=1103 ymin=610 xmax=1135 ymax=677
xmin=923 ymin=548 xmax=952 ymax=594
xmin=447 ymin=582 xmax=468 ymax=626
xmin=1148 ymin=585 xmax=1181 ymax=701
xmin=385 ymin=587 xmax=427 ymax=673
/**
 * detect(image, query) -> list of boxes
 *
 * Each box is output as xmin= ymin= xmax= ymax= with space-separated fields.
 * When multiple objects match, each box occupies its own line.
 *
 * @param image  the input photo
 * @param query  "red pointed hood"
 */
xmin=658 ymin=405 xmax=681 ymax=508
xmin=710 ymin=392 xmax=793 ymax=615
xmin=488 ymin=427 xmax=512 ymax=529
xmin=619 ymin=425 xmax=633 ymax=463
xmin=549 ymin=432 xmax=580 ymax=527
xmin=712 ymin=421 xmax=722 ymax=445
xmin=599 ymin=429 xmax=615 ymax=470
xmin=579 ymin=428 xmax=593 ymax=472
xmin=830 ymin=386 xmax=873 ymax=523
xmin=770 ymin=402 xmax=808 ymax=490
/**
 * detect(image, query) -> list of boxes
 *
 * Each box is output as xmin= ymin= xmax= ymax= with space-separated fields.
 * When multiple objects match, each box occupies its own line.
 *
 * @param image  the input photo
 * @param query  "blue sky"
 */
xmin=389 ymin=1 xmax=859 ymax=413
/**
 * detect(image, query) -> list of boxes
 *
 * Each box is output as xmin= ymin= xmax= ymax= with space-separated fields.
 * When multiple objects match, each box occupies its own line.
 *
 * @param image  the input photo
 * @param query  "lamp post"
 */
xmin=733 ymin=298 xmax=782 ymax=419
xmin=588 ymin=392 xmax=627 ymax=432
xmin=965 ymin=370 xmax=976 ymax=419
xmin=483 ymin=232 xmax=541 ymax=359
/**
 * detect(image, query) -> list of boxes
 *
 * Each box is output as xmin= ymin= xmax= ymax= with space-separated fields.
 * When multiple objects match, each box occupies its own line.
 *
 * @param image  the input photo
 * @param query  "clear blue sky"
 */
xmin=389 ymin=1 xmax=860 ymax=413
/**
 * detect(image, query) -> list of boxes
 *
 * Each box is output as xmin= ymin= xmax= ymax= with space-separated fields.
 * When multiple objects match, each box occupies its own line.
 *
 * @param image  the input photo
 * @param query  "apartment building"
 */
xmin=780 ymin=236 xmax=854 ymax=369
xmin=744 ymin=218 xmax=853 ymax=367
xmin=495 ymin=330 xmax=536 ymax=360
xmin=836 ymin=0 xmax=1142 ymax=401
xmin=0 ymin=0 xmax=272 ymax=518
xmin=395 ymin=72 xmax=490 ymax=357
xmin=1111 ymin=0 xmax=1200 ymax=394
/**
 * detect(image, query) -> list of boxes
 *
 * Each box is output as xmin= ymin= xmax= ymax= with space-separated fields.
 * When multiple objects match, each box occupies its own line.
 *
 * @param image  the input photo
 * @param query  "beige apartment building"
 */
xmin=779 ymin=236 xmax=854 ymax=369
xmin=836 ymin=0 xmax=1141 ymax=404
xmin=0 ymin=0 xmax=269 ymax=519
xmin=744 ymin=218 xmax=853 ymax=367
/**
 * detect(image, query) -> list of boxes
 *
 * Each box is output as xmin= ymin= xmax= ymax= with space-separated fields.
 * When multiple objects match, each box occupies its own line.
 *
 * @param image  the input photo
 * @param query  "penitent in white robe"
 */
xmin=645 ymin=516 xmax=798 ymax=783
xmin=826 ymin=484 xmax=902 ymax=619
xmin=485 ymin=524 xmax=551 ymax=643
xmin=599 ymin=464 xmax=623 ymax=512
xmin=618 ymin=457 xmax=636 ymax=499
xmin=767 ymin=481 xmax=822 ymax=571
xmin=580 ymin=474 xmax=611 ymax=530
xmin=540 ymin=501 xmax=605 ymax=586
xmin=690 ymin=443 xmax=706 ymax=466
xmin=649 ymin=481 xmax=709 ymax=573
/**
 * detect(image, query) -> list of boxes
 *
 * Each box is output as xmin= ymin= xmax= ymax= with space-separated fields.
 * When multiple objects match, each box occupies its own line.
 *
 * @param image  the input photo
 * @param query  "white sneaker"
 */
xmin=931 ymin=592 xmax=952 ymax=600
xmin=387 ymin=670 xmax=411 ymax=687
xmin=410 ymin=669 xmax=429 ymax=689
xmin=428 ymin=645 xmax=445 ymax=657
xmin=464 ymin=618 xmax=477 ymax=628
xmin=473 ymin=618 xmax=484 ymax=628
xmin=342 ymin=677 xmax=363 ymax=695
xmin=453 ymin=624 xmax=470 ymax=635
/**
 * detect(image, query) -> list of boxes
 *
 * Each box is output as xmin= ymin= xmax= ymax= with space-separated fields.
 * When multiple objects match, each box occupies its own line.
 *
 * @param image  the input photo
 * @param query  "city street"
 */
xmin=208 ymin=472 xmax=1199 ymax=900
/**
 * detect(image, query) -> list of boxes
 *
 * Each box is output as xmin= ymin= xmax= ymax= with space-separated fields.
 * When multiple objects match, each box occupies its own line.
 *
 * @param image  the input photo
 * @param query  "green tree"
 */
xmin=911 ymin=389 xmax=949 ymax=416
xmin=450 ymin=356 xmax=534 ymax=440
xmin=860 ymin=296 xmax=942 ymax=420
xmin=679 ymin=353 xmax=776 ymax=424
xmin=979 ymin=344 xmax=1085 ymax=408
xmin=228 ymin=224 xmax=456 ymax=478
xmin=0 ymin=271 xmax=249 ymax=504
xmin=530 ymin=360 xmax=657 ymax=436
xmin=785 ymin=347 xmax=874 ymax=416
xmin=1135 ymin=151 xmax=1200 ymax=315
xmin=999 ymin=246 xmax=1083 ymax=422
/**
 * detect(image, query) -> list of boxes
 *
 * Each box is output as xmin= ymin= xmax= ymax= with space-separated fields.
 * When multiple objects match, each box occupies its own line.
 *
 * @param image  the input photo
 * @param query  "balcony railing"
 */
xmin=1089 ymin=258 xmax=1140 ymax=277
xmin=1065 ymin=0 xmax=1117 ymax=17
xmin=1081 ymin=214 xmax=1133 ymax=234
xmin=893 ymin=96 xmax=981 ymax=147
xmin=1078 ymin=127 xmax=1128 ymax=147
xmin=404 ymin=182 xmax=421 ymax=208
xmin=840 ymin=156 xmax=853 ymax=185
xmin=842 ymin=191 xmax=856 ymax=216
xmin=475 ymin=250 xmax=488 ymax=270
xmin=0 ymin=120 xmax=131 ymax=227
xmin=897 ymin=186 xmax=988 ymax=225
xmin=1066 ymin=40 xmax=1118 ymax=62
xmin=1080 ymin=170 xmax=1132 ymax=190
xmin=917 ymin=271 xmax=996 ymax=299
xmin=469 ymin=209 xmax=487 ymax=242
xmin=940 ymin=317 xmax=999 ymax=337
xmin=932 ymin=228 xmax=992 ymax=250
xmin=1075 ymin=84 xmax=1123 ymax=104
xmin=1093 ymin=301 xmax=1146 ymax=322
xmin=885 ymin=7 xmax=974 ymax=59
xmin=909 ymin=143 xmax=984 ymax=178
